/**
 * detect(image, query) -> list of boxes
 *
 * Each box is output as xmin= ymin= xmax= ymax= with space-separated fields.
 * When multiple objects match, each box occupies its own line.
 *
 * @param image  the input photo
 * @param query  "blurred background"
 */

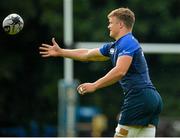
xmin=0 ymin=0 xmax=180 ymax=137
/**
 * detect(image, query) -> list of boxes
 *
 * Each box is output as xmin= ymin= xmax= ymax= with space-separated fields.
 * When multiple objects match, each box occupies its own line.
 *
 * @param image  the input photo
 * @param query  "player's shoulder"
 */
xmin=117 ymin=34 xmax=139 ymax=48
xmin=101 ymin=42 xmax=115 ymax=50
xmin=123 ymin=33 xmax=139 ymax=44
xmin=116 ymin=33 xmax=134 ymax=45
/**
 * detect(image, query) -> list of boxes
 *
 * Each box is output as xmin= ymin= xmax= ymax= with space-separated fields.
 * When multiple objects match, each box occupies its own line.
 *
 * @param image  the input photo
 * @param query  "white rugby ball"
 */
xmin=2 ymin=13 xmax=24 ymax=35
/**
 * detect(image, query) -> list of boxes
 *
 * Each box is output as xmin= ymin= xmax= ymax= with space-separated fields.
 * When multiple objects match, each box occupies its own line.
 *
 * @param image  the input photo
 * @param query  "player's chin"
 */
xmin=109 ymin=33 xmax=111 ymax=37
xmin=109 ymin=33 xmax=114 ymax=38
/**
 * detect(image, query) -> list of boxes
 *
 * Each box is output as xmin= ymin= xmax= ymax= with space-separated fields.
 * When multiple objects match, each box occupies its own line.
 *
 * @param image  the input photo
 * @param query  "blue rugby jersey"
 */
xmin=99 ymin=33 xmax=155 ymax=93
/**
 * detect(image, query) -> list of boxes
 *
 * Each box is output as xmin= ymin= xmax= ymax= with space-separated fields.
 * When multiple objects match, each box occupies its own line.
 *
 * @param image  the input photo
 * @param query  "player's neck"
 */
xmin=115 ymin=28 xmax=132 ymax=40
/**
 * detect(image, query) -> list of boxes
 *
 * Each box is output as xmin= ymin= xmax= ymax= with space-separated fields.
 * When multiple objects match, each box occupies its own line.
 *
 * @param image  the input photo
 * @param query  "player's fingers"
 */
xmin=39 ymin=46 xmax=49 ymax=51
xmin=52 ymin=37 xmax=58 ymax=45
xmin=41 ymin=44 xmax=51 ymax=48
xmin=77 ymin=85 xmax=84 ymax=94
xmin=77 ymin=86 xmax=83 ymax=92
xmin=41 ymin=54 xmax=50 ymax=58
xmin=39 ymin=51 xmax=48 ymax=54
xmin=77 ymin=85 xmax=82 ymax=90
xmin=39 ymin=52 xmax=49 ymax=57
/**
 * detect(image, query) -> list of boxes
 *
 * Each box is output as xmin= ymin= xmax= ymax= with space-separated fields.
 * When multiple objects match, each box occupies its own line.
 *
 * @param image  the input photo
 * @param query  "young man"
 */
xmin=39 ymin=8 xmax=163 ymax=137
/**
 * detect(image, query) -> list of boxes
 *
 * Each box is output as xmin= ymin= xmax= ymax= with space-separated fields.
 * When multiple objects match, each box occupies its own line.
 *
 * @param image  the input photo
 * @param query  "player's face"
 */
xmin=108 ymin=16 xmax=122 ymax=40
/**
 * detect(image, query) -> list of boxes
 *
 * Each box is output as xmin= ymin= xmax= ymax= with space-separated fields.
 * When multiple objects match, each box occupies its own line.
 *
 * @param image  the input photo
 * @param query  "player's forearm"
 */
xmin=93 ymin=67 xmax=125 ymax=90
xmin=60 ymin=49 xmax=89 ymax=61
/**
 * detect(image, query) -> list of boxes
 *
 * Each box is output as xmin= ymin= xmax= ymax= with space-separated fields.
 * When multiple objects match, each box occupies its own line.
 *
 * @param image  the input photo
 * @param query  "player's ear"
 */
xmin=119 ymin=21 xmax=124 ymax=29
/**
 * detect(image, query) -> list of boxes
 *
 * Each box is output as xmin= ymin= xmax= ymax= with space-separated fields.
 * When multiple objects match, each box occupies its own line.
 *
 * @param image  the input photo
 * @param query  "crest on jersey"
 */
xmin=110 ymin=48 xmax=115 ymax=54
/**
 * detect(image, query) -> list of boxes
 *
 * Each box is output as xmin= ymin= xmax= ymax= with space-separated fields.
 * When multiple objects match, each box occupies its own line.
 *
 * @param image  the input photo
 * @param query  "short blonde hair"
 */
xmin=108 ymin=8 xmax=135 ymax=29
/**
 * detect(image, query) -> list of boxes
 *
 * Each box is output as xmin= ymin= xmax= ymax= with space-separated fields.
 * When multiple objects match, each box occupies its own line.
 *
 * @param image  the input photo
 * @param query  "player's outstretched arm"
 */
xmin=39 ymin=38 xmax=109 ymax=61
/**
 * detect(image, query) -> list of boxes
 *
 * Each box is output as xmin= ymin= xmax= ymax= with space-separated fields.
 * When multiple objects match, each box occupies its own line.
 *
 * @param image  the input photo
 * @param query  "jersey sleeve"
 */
xmin=99 ymin=43 xmax=112 ymax=57
xmin=117 ymin=40 xmax=140 ymax=57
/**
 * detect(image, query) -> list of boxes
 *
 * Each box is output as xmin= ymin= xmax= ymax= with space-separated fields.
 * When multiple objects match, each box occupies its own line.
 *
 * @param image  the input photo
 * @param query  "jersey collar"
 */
xmin=115 ymin=32 xmax=132 ymax=44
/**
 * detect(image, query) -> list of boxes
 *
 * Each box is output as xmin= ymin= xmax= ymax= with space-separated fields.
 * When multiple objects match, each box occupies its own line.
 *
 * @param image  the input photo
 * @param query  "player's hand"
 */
xmin=77 ymin=83 xmax=97 ymax=95
xmin=39 ymin=37 xmax=62 ymax=57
